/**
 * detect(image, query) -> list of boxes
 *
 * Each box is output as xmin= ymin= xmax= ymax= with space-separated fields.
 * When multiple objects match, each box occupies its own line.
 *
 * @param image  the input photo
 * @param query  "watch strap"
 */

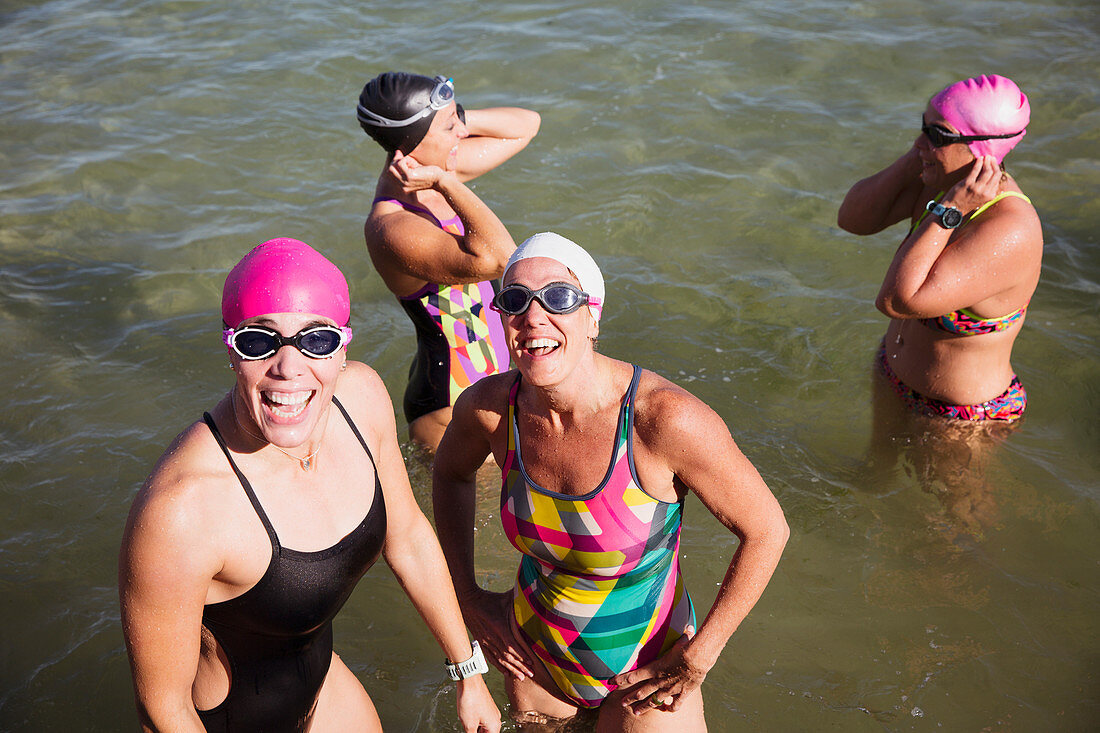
xmin=445 ymin=639 xmax=488 ymax=680
xmin=925 ymin=200 xmax=961 ymax=229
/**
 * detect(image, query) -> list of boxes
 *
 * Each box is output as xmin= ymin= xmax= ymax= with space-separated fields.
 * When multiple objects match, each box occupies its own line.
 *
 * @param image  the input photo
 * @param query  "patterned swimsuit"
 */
xmin=879 ymin=191 xmax=1032 ymax=422
xmin=499 ymin=366 xmax=695 ymax=707
xmin=374 ymin=198 xmax=510 ymax=422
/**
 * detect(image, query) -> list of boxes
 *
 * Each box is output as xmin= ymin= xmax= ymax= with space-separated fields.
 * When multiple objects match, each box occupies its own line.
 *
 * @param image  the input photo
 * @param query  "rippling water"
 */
xmin=1 ymin=0 xmax=1097 ymax=730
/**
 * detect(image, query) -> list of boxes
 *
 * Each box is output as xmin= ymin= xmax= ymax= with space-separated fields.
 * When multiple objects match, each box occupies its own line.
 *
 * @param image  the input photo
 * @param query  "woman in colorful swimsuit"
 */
xmin=432 ymin=233 xmax=789 ymax=730
xmin=356 ymin=71 xmax=540 ymax=451
xmin=838 ymin=74 xmax=1042 ymax=423
xmin=119 ymin=239 xmax=499 ymax=732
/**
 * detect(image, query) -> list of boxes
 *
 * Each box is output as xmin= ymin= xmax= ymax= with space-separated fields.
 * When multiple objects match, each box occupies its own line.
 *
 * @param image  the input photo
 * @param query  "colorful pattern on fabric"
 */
xmin=922 ymin=306 xmax=1026 ymax=335
xmin=878 ymin=342 xmax=1026 ymax=421
xmin=374 ymin=197 xmax=510 ymax=408
xmin=402 ymin=280 xmax=510 ymax=404
xmin=499 ymin=367 xmax=695 ymax=708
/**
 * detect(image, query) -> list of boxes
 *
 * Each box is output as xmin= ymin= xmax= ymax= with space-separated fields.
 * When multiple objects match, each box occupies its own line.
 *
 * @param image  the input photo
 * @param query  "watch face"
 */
xmin=942 ymin=208 xmax=963 ymax=228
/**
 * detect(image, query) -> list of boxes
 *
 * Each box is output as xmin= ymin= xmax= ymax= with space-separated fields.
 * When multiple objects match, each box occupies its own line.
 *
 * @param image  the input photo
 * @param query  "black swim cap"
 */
xmin=356 ymin=72 xmax=448 ymax=154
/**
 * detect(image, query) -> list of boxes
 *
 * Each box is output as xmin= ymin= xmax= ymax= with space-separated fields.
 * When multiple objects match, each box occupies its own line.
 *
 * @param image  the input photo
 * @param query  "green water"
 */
xmin=1 ymin=0 xmax=1097 ymax=730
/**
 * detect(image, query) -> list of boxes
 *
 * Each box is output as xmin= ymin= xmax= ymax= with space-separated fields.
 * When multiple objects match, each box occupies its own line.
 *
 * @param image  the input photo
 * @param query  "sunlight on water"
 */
xmin=0 ymin=0 xmax=1097 ymax=730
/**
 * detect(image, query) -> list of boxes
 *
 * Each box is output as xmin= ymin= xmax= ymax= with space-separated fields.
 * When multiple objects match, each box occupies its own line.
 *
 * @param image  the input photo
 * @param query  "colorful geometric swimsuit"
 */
xmin=499 ymin=366 xmax=695 ymax=708
xmin=881 ymin=191 xmax=1032 ymax=422
xmin=374 ymin=197 xmax=510 ymax=423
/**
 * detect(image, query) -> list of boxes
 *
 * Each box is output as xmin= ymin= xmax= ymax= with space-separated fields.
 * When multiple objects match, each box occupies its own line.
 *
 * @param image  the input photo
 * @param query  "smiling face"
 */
xmin=230 ymin=311 xmax=345 ymax=449
xmin=502 ymin=257 xmax=600 ymax=388
xmin=916 ymin=101 xmax=977 ymax=186
xmin=409 ymin=102 xmax=467 ymax=169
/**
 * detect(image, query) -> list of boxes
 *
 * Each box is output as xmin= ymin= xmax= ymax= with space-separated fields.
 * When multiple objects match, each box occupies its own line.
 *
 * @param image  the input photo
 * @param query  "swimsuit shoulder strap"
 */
xmin=330 ymin=396 xmax=379 ymax=474
xmin=620 ymin=364 xmax=644 ymax=489
xmin=372 ymin=196 xmax=463 ymax=235
xmin=372 ymin=196 xmax=432 ymax=217
xmin=621 ymin=365 xmax=642 ymax=436
xmin=969 ymin=190 xmax=1032 ymax=220
xmin=202 ymin=412 xmax=280 ymax=549
xmin=502 ymin=374 xmax=523 ymax=476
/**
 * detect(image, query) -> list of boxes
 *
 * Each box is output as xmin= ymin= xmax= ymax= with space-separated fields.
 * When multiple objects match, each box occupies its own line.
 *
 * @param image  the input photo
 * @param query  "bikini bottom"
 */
xmin=877 ymin=341 xmax=1026 ymax=422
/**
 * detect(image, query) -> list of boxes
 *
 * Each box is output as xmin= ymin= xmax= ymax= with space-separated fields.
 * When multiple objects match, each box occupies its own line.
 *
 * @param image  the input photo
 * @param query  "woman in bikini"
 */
xmin=431 ymin=233 xmax=789 ymax=730
xmin=839 ymin=75 xmax=1042 ymax=533
xmin=356 ymin=71 xmax=541 ymax=451
xmin=119 ymin=238 xmax=499 ymax=732
xmin=838 ymin=74 xmax=1042 ymax=424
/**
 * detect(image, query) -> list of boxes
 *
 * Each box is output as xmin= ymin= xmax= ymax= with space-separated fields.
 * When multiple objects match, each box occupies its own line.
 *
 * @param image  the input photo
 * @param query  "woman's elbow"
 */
xmin=836 ymin=207 xmax=860 ymax=234
xmin=515 ymin=109 xmax=541 ymax=141
xmin=771 ymin=510 xmax=791 ymax=552
xmin=875 ymin=291 xmax=916 ymax=319
xmin=874 ymin=292 xmax=892 ymax=316
xmin=837 ymin=206 xmax=880 ymax=236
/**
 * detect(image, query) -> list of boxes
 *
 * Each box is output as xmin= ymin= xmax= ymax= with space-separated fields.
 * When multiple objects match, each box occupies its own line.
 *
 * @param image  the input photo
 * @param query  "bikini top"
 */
xmin=911 ymin=190 xmax=1032 ymax=336
xmin=373 ymin=196 xmax=465 ymax=236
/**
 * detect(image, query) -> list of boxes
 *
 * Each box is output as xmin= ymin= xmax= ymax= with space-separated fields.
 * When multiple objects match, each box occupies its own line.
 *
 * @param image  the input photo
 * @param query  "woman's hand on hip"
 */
xmin=462 ymin=588 xmax=537 ymax=680
xmin=610 ymin=626 xmax=708 ymax=716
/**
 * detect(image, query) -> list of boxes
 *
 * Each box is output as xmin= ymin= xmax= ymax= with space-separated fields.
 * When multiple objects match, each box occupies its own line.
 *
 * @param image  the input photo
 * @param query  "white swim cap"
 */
xmin=505 ymin=232 xmax=605 ymax=321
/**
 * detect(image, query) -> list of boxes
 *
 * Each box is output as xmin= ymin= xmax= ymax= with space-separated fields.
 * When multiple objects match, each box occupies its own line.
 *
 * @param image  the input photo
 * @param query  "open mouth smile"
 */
xmin=522 ymin=338 xmax=560 ymax=357
xmin=262 ymin=390 xmax=314 ymax=419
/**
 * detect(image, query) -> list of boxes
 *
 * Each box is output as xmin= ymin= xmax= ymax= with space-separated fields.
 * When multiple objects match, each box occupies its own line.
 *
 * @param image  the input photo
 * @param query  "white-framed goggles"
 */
xmin=223 ymin=325 xmax=353 ymax=360
xmin=356 ymin=76 xmax=455 ymax=128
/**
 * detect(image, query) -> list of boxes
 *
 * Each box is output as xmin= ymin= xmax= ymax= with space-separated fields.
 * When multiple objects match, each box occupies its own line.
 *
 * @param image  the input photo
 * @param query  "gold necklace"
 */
xmin=232 ymin=396 xmax=324 ymax=471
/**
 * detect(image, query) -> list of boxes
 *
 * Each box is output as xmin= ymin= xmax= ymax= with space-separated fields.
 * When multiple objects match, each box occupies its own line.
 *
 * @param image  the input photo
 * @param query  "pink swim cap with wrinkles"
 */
xmin=930 ymin=74 xmax=1030 ymax=164
xmin=222 ymin=238 xmax=351 ymax=328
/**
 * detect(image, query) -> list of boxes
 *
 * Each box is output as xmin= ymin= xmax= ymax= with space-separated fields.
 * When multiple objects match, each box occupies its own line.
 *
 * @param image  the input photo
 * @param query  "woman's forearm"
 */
xmin=387 ymin=515 xmax=479 ymax=663
xmin=875 ymin=218 xmax=954 ymax=317
xmin=838 ymin=147 xmax=923 ymax=235
xmin=455 ymin=108 xmax=540 ymax=180
xmin=462 ymin=107 xmax=541 ymax=141
xmin=683 ymin=517 xmax=789 ymax=673
xmin=435 ymin=173 xmax=515 ymax=276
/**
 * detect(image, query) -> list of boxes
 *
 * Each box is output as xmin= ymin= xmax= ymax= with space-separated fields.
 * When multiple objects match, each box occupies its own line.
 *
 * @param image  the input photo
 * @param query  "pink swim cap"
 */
xmin=221 ymin=238 xmax=351 ymax=328
xmin=930 ymin=75 xmax=1030 ymax=164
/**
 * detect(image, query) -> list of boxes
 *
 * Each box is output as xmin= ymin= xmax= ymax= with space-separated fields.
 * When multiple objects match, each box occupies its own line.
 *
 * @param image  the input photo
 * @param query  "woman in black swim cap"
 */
xmin=356 ymin=71 xmax=540 ymax=452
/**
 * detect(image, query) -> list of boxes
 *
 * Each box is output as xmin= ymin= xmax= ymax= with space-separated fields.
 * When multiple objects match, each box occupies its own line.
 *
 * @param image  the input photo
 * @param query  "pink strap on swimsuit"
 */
xmin=372 ymin=197 xmax=464 ymax=235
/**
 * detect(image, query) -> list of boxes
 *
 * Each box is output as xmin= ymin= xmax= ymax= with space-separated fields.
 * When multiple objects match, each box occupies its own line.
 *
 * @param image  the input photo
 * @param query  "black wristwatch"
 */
xmin=926 ymin=200 xmax=963 ymax=229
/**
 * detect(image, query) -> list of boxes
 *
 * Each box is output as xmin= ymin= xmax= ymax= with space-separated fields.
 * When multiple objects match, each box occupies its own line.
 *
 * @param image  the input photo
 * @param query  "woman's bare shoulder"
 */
xmin=632 ymin=368 xmax=730 ymax=446
xmin=127 ymin=418 xmax=243 ymax=542
xmin=455 ymin=370 xmax=515 ymax=424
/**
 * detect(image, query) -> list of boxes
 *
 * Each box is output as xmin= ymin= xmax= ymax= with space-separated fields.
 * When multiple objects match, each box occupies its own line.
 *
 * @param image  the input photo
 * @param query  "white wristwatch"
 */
xmin=445 ymin=639 xmax=489 ymax=680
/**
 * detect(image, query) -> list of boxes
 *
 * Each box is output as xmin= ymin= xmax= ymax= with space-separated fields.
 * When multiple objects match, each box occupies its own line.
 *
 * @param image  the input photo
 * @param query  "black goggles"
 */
xmin=223 ymin=325 xmax=353 ymax=360
xmin=920 ymin=119 xmax=1023 ymax=148
xmin=490 ymin=282 xmax=600 ymax=316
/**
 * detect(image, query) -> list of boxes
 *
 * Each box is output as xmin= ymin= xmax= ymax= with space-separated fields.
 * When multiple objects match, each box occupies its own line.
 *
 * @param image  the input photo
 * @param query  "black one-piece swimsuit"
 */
xmin=197 ymin=397 xmax=386 ymax=732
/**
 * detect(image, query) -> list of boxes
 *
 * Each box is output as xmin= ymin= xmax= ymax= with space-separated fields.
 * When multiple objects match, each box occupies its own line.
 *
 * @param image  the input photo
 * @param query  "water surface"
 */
xmin=1 ymin=0 xmax=1097 ymax=730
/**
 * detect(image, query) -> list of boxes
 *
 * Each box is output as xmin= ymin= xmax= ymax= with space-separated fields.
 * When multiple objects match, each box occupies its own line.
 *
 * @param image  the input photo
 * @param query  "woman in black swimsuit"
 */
xmin=119 ymin=238 xmax=499 ymax=732
xmin=357 ymin=71 xmax=540 ymax=452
